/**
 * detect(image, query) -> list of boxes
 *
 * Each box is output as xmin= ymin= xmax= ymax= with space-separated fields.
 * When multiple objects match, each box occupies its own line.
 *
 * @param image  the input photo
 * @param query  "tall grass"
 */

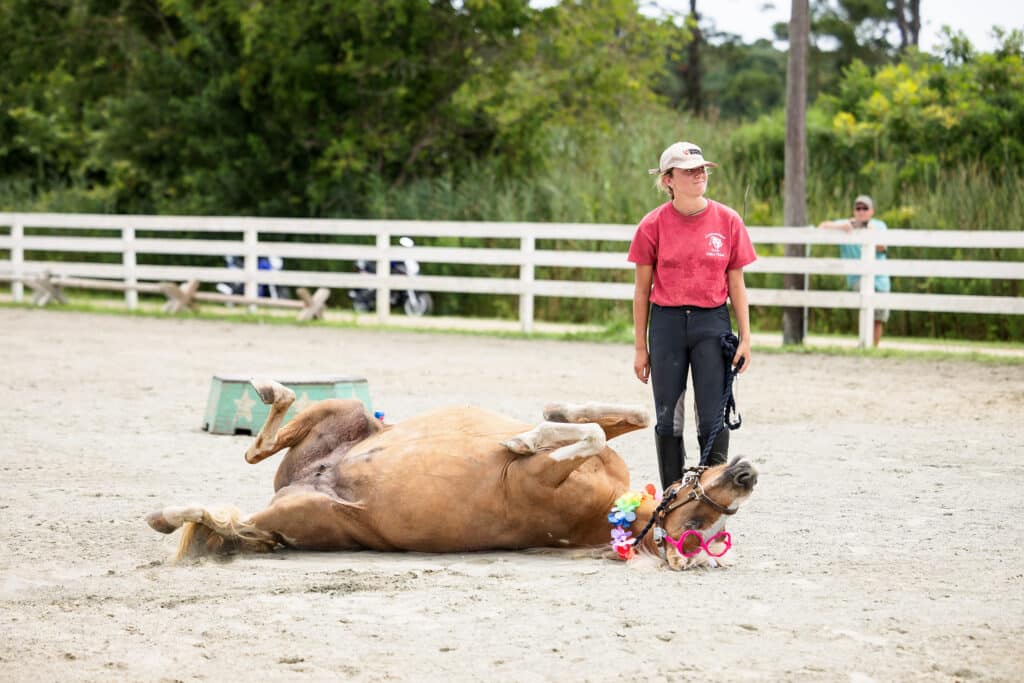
xmin=360 ymin=108 xmax=1023 ymax=231
xmin=354 ymin=107 xmax=1023 ymax=338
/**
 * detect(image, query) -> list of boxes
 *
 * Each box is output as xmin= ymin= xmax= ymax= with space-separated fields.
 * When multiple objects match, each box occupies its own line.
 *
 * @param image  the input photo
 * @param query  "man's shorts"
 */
xmin=875 ymin=308 xmax=890 ymax=323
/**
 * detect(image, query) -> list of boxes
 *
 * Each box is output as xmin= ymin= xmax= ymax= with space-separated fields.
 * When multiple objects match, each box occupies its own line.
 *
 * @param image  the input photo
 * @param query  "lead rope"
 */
xmin=698 ymin=332 xmax=744 ymax=467
xmin=630 ymin=487 xmax=678 ymax=550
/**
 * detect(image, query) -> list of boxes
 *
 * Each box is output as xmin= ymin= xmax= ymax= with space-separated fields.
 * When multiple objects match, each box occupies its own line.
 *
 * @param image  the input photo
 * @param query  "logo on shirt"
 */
xmin=705 ymin=232 xmax=726 ymax=257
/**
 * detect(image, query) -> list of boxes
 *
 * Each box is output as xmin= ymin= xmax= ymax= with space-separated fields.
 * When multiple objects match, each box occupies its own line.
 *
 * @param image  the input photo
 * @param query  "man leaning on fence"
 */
xmin=817 ymin=195 xmax=891 ymax=347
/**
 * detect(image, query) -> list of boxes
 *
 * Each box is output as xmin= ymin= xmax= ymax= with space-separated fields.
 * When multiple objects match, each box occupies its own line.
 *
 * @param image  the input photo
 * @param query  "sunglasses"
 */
xmin=662 ymin=529 xmax=732 ymax=558
xmin=676 ymin=167 xmax=711 ymax=178
xmin=854 ymin=205 xmax=870 ymax=211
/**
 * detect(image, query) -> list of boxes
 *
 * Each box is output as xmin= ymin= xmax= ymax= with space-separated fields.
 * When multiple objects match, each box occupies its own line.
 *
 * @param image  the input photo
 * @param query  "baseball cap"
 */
xmin=648 ymin=142 xmax=719 ymax=175
xmin=854 ymin=195 xmax=873 ymax=209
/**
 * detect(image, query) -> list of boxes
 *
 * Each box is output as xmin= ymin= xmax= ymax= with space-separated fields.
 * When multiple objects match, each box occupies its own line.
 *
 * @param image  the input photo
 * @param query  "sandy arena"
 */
xmin=1 ymin=308 xmax=1022 ymax=682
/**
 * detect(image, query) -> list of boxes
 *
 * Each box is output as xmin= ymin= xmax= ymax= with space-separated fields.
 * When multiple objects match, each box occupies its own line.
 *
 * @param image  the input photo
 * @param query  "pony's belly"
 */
xmin=343 ymin=467 xmax=608 ymax=553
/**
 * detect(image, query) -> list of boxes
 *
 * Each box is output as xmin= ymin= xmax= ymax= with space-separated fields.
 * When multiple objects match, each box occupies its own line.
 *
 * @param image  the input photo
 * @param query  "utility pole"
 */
xmin=782 ymin=0 xmax=809 ymax=345
xmin=685 ymin=0 xmax=703 ymax=115
xmin=895 ymin=0 xmax=921 ymax=50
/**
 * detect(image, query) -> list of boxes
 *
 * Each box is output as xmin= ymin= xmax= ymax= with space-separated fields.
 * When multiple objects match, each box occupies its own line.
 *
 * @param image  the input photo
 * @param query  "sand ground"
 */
xmin=1 ymin=308 xmax=1022 ymax=682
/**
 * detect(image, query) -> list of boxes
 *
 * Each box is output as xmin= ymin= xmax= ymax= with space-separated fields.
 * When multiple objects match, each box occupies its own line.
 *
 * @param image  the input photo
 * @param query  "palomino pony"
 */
xmin=147 ymin=380 xmax=758 ymax=570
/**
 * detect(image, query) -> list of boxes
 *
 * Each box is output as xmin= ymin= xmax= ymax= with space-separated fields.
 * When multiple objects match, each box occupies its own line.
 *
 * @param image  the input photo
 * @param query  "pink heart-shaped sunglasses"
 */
xmin=663 ymin=529 xmax=732 ymax=558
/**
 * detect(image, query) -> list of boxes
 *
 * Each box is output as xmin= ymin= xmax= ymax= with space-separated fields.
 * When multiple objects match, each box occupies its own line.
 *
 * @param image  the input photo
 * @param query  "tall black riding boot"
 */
xmin=655 ymin=432 xmax=685 ymax=491
xmin=697 ymin=429 xmax=729 ymax=467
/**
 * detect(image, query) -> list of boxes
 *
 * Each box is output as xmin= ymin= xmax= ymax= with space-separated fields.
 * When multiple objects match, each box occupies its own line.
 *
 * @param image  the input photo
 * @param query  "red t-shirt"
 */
xmin=628 ymin=200 xmax=757 ymax=307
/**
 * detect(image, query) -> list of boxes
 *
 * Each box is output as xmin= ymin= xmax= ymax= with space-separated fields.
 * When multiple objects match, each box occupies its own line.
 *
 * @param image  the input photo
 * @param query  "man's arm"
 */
xmin=817 ymin=218 xmax=853 ymax=231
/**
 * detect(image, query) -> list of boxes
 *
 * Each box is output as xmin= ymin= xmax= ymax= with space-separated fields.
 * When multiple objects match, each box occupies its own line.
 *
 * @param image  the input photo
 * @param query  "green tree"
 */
xmin=0 ymin=0 xmax=124 ymax=193
xmin=1 ymin=0 xmax=675 ymax=215
xmin=458 ymin=0 xmax=672 ymax=166
xmin=701 ymin=37 xmax=787 ymax=119
xmin=96 ymin=0 xmax=538 ymax=215
xmin=725 ymin=29 xmax=1024 ymax=199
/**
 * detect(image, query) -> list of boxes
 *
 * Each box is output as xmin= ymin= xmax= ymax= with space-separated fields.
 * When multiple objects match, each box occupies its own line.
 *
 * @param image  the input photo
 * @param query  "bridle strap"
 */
xmin=631 ymin=468 xmax=736 ymax=550
xmin=663 ymin=478 xmax=737 ymax=517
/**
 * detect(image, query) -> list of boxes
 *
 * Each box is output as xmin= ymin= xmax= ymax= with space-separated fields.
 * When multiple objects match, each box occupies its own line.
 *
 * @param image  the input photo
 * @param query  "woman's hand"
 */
xmin=634 ymin=348 xmax=650 ymax=384
xmin=732 ymin=337 xmax=751 ymax=374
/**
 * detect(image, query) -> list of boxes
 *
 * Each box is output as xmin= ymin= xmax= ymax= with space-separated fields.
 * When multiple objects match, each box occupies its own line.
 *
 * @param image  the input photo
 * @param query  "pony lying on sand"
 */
xmin=147 ymin=380 xmax=757 ymax=570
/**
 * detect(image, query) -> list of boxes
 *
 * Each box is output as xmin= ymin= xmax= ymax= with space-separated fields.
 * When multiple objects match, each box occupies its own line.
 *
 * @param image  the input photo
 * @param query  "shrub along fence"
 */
xmin=1 ymin=213 xmax=1022 ymax=348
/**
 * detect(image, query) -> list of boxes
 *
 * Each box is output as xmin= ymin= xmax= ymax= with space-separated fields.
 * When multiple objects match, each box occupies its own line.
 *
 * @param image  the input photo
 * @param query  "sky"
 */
xmin=646 ymin=0 xmax=1024 ymax=53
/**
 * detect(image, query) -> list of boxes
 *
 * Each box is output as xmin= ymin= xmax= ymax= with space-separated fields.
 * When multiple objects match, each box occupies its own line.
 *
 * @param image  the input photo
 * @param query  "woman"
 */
xmin=628 ymin=141 xmax=756 ymax=490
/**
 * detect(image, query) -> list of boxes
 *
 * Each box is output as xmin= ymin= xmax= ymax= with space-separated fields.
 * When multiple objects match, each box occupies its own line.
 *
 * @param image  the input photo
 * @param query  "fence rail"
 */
xmin=1 ymin=213 xmax=1022 ymax=347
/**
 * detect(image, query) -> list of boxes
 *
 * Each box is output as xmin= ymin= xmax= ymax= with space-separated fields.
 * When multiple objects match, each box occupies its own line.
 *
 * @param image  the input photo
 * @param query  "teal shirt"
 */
xmin=836 ymin=218 xmax=891 ymax=292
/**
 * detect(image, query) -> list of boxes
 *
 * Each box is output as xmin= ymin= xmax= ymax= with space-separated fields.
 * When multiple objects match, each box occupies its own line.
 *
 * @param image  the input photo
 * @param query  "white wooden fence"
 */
xmin=1 ymin=212 xmax=1022 ymax=347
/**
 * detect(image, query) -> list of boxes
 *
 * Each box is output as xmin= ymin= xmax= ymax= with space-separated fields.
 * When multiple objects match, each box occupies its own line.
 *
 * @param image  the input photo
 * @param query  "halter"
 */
xmin=631 ymin=467 xmax=737 ymax=553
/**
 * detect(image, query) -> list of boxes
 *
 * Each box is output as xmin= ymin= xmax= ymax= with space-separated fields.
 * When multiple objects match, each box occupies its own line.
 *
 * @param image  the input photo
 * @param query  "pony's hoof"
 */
xmin=146 ymin=510 xmax=178 ymax=534
xmin=250 ymin=379 xmax=295 ymax=406
xmin=502 ymin=436 xmax=535 ymax=455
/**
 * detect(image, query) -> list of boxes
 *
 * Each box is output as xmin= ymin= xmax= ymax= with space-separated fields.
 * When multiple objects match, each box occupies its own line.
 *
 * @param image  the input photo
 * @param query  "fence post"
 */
xmin=244 ymin=226 xmax=258 ymax=313
xmin=375 ymin=232 xmax=390 ymax=324
xmin=11 ymin=221 xmax=24 ymax=302
xmin=519 ymin=229 xmax=535 ymax=334
xmin=123 ymin=226 xmax=138 ymax=310
xmin=803 ymin=236 xmax=810 ymax=340
xmin=857 ymin=230 xmax=876 ymax=348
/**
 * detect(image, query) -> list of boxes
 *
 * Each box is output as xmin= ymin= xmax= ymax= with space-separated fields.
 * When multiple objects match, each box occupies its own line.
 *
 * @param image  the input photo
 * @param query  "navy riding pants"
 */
xmin=648 ymin=303 xmax=732 ymax=458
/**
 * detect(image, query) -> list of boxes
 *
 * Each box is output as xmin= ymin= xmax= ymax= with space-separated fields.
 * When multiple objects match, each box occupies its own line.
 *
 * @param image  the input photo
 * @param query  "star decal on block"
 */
xmin=292 ymin=391 xmax=314 ymax=415
xmin=234 ymin=391 xmax=257 ymax=422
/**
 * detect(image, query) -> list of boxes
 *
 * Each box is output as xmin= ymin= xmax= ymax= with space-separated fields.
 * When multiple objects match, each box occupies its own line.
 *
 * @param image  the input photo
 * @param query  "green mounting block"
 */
xmin=202 ymin=374 xmax=372 ymax=435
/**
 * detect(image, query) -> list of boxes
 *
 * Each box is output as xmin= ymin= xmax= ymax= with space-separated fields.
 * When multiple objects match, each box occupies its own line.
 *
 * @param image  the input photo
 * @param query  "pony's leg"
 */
xmin=145 ymin=490 xmax=365 ymax=559
xmin=243 ymin=488 xmax=367 ymax=551
xmin=542 ymin=402 xmax=649 ymax=440
xmin=245 ymin=380 xmax=381 ymax=468
xmin=245 ymin=379 xmax=296 ymax=464
xmin=503 ymin=421 xmax=606 ymax=458
xmin=145 ymin=504 xmax=269 ymax=540
xmin=145 ymin=488 xmax=370 ymax=559
xmin=502 ymin=421 xmax=607 ymax=487
xmin=145 ymin=504 xmax=279 ymax=560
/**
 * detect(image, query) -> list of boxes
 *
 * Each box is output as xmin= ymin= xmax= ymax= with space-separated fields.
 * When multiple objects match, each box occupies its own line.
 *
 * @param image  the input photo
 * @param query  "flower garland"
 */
xmin=608 ymin=483 xmax=660 ymax=560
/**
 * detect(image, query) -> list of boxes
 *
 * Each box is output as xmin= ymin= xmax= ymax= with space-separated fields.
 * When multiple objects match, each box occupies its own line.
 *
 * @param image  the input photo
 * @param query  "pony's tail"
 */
xmin=174 ymin=505 xmax=277 ymax=562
